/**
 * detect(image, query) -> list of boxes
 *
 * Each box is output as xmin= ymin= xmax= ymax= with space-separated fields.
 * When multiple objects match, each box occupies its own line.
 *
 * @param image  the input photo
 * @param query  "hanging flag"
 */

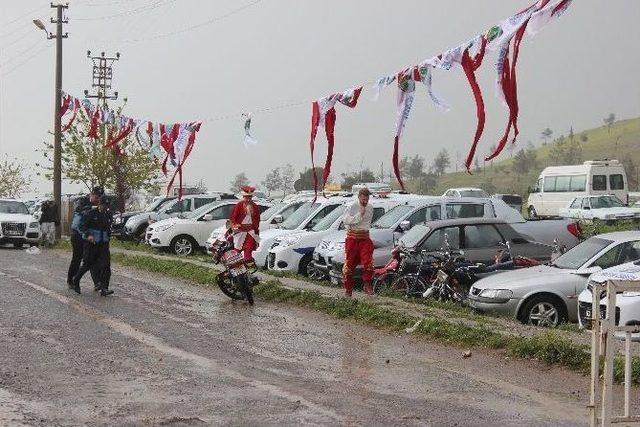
xmin=413 ymin=62 xmax=450 ymax=112
xmin=391 ymin=68 xmax=416 ymax=190
xmin=242 ymin=113 xmax=258 ymax=148
xmin=372 ymin=75 xmax=396 ymax=100
xmin=61 ymin=98 xmax=80 ymax=132
xmin=166 ymin=122 xmax=202 ymax=199
xmin=309 ymin=86 xmax=363 ymax=197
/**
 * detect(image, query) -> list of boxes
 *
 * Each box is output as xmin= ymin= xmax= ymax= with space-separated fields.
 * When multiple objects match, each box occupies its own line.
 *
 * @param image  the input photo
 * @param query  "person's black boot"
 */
xmin=94 ymin=283 xmax=102 ymax=292
xmin=70 ymin=278 xmax=81 ymax=294
xmin=99 ymin=289 xmax=114 ymax=297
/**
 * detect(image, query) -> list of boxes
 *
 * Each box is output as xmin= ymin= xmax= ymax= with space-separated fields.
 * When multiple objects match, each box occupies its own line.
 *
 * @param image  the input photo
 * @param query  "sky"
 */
xmin=1 ymin=0 xmax=639 ymax=197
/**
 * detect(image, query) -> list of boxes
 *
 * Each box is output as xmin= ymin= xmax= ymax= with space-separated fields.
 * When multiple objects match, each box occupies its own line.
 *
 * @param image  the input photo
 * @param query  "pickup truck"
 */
xmin=313 ymin=197 xmax=581 ymax=281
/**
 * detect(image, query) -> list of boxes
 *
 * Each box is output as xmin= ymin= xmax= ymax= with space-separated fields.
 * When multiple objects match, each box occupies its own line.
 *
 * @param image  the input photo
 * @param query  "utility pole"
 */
xmin=34 ymin=4 xmax=68 ymax=239
xmin=84 ymin=51 xmax=124 ymax=211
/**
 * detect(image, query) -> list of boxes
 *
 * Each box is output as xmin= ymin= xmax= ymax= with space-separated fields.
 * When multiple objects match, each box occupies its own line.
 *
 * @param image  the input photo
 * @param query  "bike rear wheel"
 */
xmin=217 ymin=273 xmax=244 ymax=300
xmin=372 ymin=272 xmax=397 ymax=294
xmin=391 ymin=274 xmax=429 ymax=297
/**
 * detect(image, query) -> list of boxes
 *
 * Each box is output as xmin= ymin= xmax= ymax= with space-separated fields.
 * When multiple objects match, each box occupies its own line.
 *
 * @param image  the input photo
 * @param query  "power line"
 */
xmin=74 ymin=0 xmax=176 ymax=21
xmin=0 ymin=4 xmax=49 ymax=28
xmin=0 ymin=39 xmax=46 ymax=67
xmin=0 ymin=44 xmax=50 ymax=77
xmin=85 ymin=0 xmax=263 ymax=44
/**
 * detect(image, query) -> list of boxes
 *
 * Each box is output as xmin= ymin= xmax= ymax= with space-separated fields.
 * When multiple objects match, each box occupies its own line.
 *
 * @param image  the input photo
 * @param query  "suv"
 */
xmin=0 ymin=199 xmax=41 ymax=248
xmin=124 ymin=194 xmax=229 ymax=240
xmin=112 ymin=196 xmax=175 ymax=238
xmin=146 ymin=200 xmax=271 ymax=256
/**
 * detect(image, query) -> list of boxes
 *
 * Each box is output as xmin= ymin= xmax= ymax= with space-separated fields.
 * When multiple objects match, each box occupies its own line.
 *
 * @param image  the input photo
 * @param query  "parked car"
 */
xmin=112 ymin=196 xmax=175 ymax=238
xmin=267 ymin=197 xmax=400 ymax=275
xmin=314 ymin=197 xmax=580 ymax=282
xmin=0 ymin=199 xmax=41 ymax=248
xmin=468 ymin=231 xmax=640 ymax=327
xmin=124 ymin=194 xmax=226 ymax=240
xmin=527 ymin=160 xmax=628 ymax=218
xmin=578 ymin=261 xmax=640 ymax=341
xmin=492 ymin=194 xmax=523 ymax=213
xmin=558 ymin=195 xmax=640 ymax=223
xmin=204 ymin=199 xmax=311 ymax=254
xmin=442 ymin=188 xmax=490 ymax=198
xmin=146 ymin=200 xmax=271 ymax=256
xmin=253 ymin=197 xmax=346 ymax=268
xmin=328 ymin=218 xmax=553 ymax=285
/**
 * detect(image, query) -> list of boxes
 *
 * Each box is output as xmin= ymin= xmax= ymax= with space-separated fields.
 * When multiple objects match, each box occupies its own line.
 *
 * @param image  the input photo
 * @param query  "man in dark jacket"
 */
xmin=67 ymin=191 xmax=101 ymax=289
xmin=71 ymin=194 xmax=114 ymax=296
xmin=39 ymin=200 xmax=59 ymax=247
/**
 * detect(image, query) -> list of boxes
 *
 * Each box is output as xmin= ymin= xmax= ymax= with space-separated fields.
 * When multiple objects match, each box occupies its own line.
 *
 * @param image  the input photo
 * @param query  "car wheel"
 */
xmin=528 ymin=206 xmax=538 ymax=219
xmin=520 ymin=295 xmax=566 ymax=327
xmin=170 ymin=235 xmax=197 ymax=256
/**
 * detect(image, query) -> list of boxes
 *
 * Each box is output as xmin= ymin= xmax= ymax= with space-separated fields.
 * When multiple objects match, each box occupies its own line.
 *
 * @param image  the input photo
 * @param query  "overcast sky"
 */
xmin=1 ymin=0 xmax=639 ymax=197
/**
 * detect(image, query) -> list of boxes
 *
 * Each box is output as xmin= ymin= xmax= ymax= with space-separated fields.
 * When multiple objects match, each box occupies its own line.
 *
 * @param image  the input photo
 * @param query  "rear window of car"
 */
xmin=446 ymin=203 xmax=484 ymax=219
xmin=610 ymin=174 xmax=624 ymax=190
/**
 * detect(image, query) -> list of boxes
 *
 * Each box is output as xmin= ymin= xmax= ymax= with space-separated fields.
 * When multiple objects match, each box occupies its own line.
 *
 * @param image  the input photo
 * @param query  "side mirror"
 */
xmin=399 ymin=220 xmax=411 ymax=232
xmin=272 ymin=215 xmax=284 ymax=224
xmin=202 ymin=214 xmax=213 ymax=221
xmin=575 ymin=266 xmax=602 ymax=276
xmin=583 ymin=206 xmax=590 ymax=210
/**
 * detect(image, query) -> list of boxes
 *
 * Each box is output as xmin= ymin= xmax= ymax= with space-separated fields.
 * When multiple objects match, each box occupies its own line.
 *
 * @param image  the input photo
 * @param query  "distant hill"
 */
xmin=432 ymin=117 xmax=640 ymax=197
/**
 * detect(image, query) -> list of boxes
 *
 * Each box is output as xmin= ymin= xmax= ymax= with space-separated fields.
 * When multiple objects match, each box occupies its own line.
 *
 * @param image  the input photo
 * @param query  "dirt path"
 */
xmin=0 ymin=247 xmax=612 ymax=425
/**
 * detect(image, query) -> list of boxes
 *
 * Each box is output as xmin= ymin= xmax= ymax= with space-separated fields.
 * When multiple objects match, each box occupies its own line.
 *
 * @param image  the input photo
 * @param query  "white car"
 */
xmin=253 ymin=197 xmax=346 ymax=268
xmin=0 ymin=199 xmax=41 ymax=248
xmin=578 ymin=261 xmax=640 ymax=340
xmin=469 ymin=231 xmax=640 ymax=326
xmin=442 ymin=187 xmax=489 ymax=198
xmin=267 ymin=197 xmax=402 ymax=276
xmin=204 ymin=199 xmax=310 ymax=254
xmin=559 ymin=195 xmax=640 ymax=222
xmin=146 ymin=200 xmax=271 ymax=256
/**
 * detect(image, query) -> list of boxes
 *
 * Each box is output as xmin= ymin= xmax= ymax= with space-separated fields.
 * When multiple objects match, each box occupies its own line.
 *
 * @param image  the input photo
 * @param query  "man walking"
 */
xmin=71 ymin=194 xmax=114 ymax=296
xmin=67 ymin=188 xmax=102 ymax=289
xmin=342 ymin=188 xmax=374 ymax=297
xmin=38 ymin=200 xmax=59 ymax=247
xmin=229 ymin=185 xmax=261 ymax=262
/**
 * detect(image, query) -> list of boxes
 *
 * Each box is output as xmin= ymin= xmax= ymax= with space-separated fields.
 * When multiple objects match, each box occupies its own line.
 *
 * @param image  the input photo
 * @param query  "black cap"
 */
xmin=91 ymin=186 xmax=104 ymax=196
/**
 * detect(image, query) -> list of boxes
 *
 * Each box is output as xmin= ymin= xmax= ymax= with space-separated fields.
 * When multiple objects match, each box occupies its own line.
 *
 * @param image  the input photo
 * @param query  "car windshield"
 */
xmin=0 ymin=201 xmax=30 ymax=215
xmin=590 ymin=196 xmax=625 ymax=209
xmin=459 ymin=190 xmax=489 ymax=198
xmin=312 ymin=205 xmax=346 ymax=232
xmin=186 ymin=202 xmax=221 ymax=219
xmin=281 ymin=202 xmax=318 ymax=230
xmin=398 ymin=224 xmax=430 ymax=248
xmin=372 ymin=205 xmax=414 ymax=229
xmin=553 ymin=237 xmax=613 ymax=270
xmin=259 ymin=203 xmax=284 ymax=220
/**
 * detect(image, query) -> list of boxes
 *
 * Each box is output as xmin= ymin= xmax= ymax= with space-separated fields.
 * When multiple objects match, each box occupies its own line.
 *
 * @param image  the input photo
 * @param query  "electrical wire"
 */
xmin=0 ymin=43 xmax=50 ymax=78
xmin=74 ymin=0 xmax=175 ymax=21
xmin=0 ymin=4 xmax=49 ymax=28
xmin=85 ymin=0 xmax=263 ymax=44
xmin=0 ymin=39 xmax=46 ymax=67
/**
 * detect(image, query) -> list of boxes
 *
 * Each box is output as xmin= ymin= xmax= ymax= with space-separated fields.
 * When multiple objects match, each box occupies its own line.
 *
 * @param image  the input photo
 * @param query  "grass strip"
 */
xmin=106 ymin=251 xmax=640 ymax=384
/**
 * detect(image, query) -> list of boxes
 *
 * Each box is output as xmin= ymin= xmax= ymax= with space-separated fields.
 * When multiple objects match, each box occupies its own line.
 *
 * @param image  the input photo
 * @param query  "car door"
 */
xmin=461 ymin=224 xmax=506 ymax=264
xmin=194 ymin=203 xmax=234 ymax=244
xmin=580 ymin=197 xmax=593 ymax=220
xmin=162 ymin=198 xmax=192 ymax=219
xmin=406 ymin=205 xmax=441 ymax=228
xmin=418 ymin=226 xmax=461 ymax=253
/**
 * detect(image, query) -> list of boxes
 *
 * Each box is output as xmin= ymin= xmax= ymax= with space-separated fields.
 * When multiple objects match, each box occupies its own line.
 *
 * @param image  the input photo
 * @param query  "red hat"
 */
xmin=241 ymin=185 xmax=255 ymax=197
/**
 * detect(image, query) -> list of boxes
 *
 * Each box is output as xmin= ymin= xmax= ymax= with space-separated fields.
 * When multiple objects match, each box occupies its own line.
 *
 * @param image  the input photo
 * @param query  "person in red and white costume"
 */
xmin=342 ymin=188 xmax=374 ymax=297
xmin=229 ymin=186 xmax=261 ymax=262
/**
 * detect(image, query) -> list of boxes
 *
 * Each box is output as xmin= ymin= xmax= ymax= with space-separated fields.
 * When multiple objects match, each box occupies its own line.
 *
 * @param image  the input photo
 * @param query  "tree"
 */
xmin=341 ymin=169 xmax=376 ymax=190
xmin=230 ymin=172 xmax=249 ymax=193
xmin=580 ymin=133 xmax=588 ymax=143
xmin=603 ymin=113 xmax=616 ymax=134
xmin=407 ymin=155 xmax=426 ymax=180
xmin=294 ymin=167 xmax=323 ymax=191
xmin=280 ymin=163 xmax=296 ymax=196
xmin=38 ymin=101 xmax=160 ymax=211
xmin=414 ymin=172 xmax=438 ymax=195
xmin=548 ymin=136 xmax=582 ymax=166
xmin=568 ymin=126 xmax=575 ymax=143
xmin=261 ymin=168 xmax=282 ymax=196
xmin=0 ymin=155 xmax=32 ymax=198
xmin=432 ymin=149 xmax=451 ymax=176
xmin=541 ymin=128 xmax=553 ymax=145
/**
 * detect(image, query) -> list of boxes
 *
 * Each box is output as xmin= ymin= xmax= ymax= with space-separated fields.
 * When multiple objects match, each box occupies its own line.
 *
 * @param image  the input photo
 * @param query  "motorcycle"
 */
xmin=210 ymin=238 xmax=258 ymax=305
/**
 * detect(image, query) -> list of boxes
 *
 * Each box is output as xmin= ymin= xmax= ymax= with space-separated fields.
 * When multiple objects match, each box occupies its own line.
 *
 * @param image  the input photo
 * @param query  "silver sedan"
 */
xmin=469 ymin=231 xmax=640 ymax=327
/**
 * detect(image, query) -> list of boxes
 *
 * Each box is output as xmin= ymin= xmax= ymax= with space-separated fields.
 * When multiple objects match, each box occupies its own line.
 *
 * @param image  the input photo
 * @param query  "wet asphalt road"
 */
xmin=0 ymin=248 xmax=589 ymax=426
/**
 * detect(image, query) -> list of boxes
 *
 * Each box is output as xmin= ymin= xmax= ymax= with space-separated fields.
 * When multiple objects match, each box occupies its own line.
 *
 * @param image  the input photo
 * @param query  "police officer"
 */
xmin=67 ymin=187 xmax=102 ymax=290
xmin=71 ymin=194 xmax=114 ymax=296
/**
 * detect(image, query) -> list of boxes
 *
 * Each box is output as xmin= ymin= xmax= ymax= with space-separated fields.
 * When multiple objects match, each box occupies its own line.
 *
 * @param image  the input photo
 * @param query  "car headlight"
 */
xmin=280 ymin=235 xmax=302 ymax=248
xmin=154 ymin=224 xmax=174 ymax=232
xmin=28 ymin=222 xmax=39 ymax=229
xmin=114 ymin=216 xmax=123 ymax=224
xmin=209 ymin=231 xmax=221 ymax=241
xmin=478 ymin=289 xmax=513 ymax=300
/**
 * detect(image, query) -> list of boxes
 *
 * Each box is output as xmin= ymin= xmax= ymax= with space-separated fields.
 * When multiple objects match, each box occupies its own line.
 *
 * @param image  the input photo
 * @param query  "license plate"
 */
xmin=6 ymin=230 xmax=22 ymax=236
xmin=230 ymin=265 xmax=247 ymax=277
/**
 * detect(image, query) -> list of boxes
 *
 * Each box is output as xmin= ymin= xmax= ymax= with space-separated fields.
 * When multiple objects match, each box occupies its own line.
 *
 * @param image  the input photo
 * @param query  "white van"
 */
xmin=527 ymin=160 xmax=628 ymax=218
